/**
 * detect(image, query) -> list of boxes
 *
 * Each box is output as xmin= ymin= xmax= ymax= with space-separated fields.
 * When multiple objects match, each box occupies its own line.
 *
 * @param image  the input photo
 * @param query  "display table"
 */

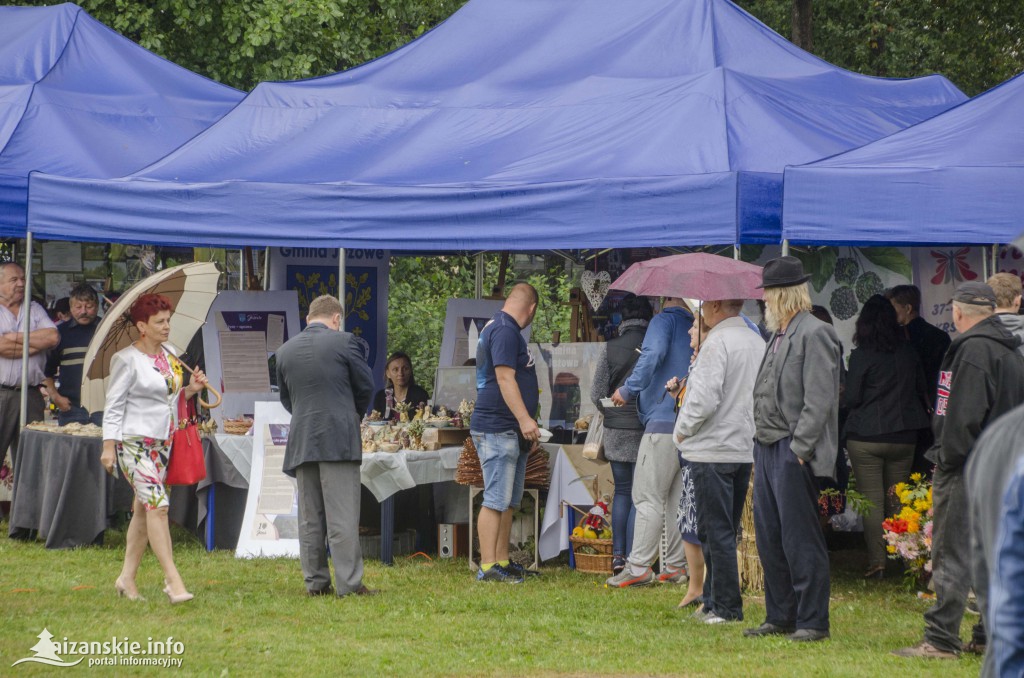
xmin=9 ymin=428 xmax=460 ymax=561
xmin=8 ymin=430 xmax=238 ymax=549
xmin=538 ymin=445 xmax=614 ymax=561
xmin=9 ymin=429 xmax=134 ymax=548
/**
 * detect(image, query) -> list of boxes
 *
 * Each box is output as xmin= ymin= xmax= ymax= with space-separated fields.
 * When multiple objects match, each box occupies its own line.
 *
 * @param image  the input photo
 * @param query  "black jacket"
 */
xmin=843 ymin=342 xmax=931 ymax=439
xmin=602 ymin=323 xmax=646 ymax=430
xmin=906 ymin=316 xmax=951 ymax=406
xmin=928 ymin=316 xmax=1024 ymax=473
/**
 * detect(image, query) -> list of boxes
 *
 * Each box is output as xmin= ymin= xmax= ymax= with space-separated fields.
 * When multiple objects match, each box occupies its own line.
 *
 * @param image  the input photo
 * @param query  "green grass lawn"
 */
xmin=0 ymin=522 xmax=982 ymax=677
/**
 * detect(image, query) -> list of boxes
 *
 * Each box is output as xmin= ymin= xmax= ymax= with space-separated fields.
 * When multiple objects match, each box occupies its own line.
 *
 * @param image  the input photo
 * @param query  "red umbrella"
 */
xmin=609 ymin=252 xmax=763 ymax=301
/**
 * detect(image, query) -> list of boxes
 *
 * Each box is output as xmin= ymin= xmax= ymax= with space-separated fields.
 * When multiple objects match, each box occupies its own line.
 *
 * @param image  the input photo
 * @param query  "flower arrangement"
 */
xmin=882 ymin=473 xmax=933 ymax=587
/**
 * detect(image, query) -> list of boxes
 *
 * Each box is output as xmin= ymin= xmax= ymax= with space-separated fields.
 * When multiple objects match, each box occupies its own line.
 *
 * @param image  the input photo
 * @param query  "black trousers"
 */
xmin=693 ymin=461 xmax=752 ymax=620
xmin=753 ymin=437 xmax=830 ymax=631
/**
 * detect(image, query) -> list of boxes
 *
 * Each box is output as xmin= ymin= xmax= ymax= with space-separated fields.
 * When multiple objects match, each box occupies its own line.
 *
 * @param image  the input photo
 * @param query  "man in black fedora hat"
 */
xmin=743 ymin=256 xmax=841 ymax=643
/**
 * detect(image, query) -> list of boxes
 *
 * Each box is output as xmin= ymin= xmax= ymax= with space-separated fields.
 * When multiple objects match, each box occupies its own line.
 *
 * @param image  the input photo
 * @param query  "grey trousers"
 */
xmin=925 ymin=467 xmax=982 ymax=653
xmin=0 ymin=387 xmax=44 ymax=469
xmin=846 ymin=440 xmax=914 ymax=568
xmin=627 ymin=433 xmax=686 ymax=569
xmin=295 ymin=461 xmax=363 ymax=595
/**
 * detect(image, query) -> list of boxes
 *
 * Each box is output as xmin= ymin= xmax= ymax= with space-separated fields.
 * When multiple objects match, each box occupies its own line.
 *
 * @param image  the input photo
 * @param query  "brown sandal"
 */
xmin=864 ymin=565 xmax=885 ymax=580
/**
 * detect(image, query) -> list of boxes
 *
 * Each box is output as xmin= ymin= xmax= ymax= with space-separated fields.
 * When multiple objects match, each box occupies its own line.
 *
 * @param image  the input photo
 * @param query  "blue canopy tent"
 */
xmin=783 ymin=71 xmax=1024 ymax=246
xmin=27 ymin=0 xmax=964 ymax=250
xmin=0 ymin=3 xmax=243 ymax=235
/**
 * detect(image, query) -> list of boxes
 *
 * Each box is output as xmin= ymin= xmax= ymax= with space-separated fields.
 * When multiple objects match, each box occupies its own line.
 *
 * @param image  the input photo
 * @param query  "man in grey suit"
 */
xmin=743 ymin=256 xmax=841 ymax=643
xmin=276 ymin=295 xmax=375 ymax=597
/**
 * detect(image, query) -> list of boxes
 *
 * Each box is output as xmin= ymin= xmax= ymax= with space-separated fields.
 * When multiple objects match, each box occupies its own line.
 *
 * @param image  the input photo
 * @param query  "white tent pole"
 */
xmin=475 ymin=253 xmax=484 ymax=299
xmin=733 ymin=244 xmax=740 ymax=260
xmin=19 ymin=231 xmax=34 ymax=429
xmin=992 ymin=244 xmax=999 ymax=276
xmin=981 ymin=245 xmax=990 ymax=280
xmin=238 ymin=249 xmax=245 ymax=291
xmin=781 ymin=240 xmax=790 ymax=257
xmin=338 ymin=249 xmax=346 ymax=329
xmin=262 ymin=248 xmax=270 ymax=290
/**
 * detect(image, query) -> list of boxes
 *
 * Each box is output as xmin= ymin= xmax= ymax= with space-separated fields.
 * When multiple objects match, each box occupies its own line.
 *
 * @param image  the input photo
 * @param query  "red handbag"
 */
xmin=166 ymin=392 xmax=206 ymax=486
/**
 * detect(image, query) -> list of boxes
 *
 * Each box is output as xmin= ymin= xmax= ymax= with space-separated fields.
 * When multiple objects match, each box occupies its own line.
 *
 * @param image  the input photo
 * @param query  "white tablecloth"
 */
xmin=212 ymin=434 xmax=461 ymax=501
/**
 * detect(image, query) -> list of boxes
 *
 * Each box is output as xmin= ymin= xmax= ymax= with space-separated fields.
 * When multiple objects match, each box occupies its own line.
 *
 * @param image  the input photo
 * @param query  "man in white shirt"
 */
xmin=0 ymin=262 xmax=58 ymax=473
xmin=674 ymin=299 xmax=764 ymax=624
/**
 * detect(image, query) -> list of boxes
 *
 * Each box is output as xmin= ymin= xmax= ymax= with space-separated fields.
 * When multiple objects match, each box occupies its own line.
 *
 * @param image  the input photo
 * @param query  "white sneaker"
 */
xmin=703 ymin=613 xmax=730 ymax=625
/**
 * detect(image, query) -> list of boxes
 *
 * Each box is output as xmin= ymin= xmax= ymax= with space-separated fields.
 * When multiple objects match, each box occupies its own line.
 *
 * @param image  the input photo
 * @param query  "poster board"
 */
xmin=439 ymin=299 xmax=531 ymax=368
xmin=41 ymin=242 xmax=82 ymax=272
xmin=432 ymin=366 xmax=477 ymax=411
xmin=236 ymin=401 xmax=300 ymax=559
xmin=269 ymin=247 xmax=389 ymax=392
xmin=913 ymin=246 xmax=987 ymax=335
xmin=530 ymin=342 xmax=603 ymax=430
xmin=201 ymin=291 xmax=302 ymax=422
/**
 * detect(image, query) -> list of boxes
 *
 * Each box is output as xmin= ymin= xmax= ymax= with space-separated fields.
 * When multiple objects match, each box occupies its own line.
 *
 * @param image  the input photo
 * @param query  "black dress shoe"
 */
xmin=743 ymin=622 xmax=796 ymax=637
xmin=306 ymin=586 xmax=334 ymax=597
xmin=353 ymin=585 xmax=380 ymax=596
xmin=788 ymin=629 xmax=830 ymax=642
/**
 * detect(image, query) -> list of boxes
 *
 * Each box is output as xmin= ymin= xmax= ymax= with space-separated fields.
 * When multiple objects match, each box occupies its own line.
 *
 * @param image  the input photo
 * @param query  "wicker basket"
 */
xmin=567 ymin=507 xmax=614 ymax=574
xmin=223 ymin=418 xmax=253 ymax=436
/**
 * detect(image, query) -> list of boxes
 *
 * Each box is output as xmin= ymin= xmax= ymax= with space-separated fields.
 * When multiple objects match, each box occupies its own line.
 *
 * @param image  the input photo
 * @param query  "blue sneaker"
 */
xmin=476 ymin=564 xmax=524 ymax=583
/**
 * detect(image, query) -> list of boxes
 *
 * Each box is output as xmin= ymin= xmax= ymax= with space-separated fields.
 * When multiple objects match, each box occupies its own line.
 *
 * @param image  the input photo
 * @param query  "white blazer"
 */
xmin=102 ymin=345 xmax=181 ymax=442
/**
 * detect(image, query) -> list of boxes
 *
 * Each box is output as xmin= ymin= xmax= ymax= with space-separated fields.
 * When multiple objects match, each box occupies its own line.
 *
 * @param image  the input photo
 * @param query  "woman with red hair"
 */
xmin=100 ymin=293 xmax=208 ymax=604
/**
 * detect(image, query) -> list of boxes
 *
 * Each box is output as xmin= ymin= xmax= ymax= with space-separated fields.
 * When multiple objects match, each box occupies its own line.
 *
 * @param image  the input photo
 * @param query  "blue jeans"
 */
xmin=609 ymin=460 xmax=636 ymax=557
xmin=471 ymin=431 xmax=528 ymax=512
xmin=57 ymin=406 xmax=102 ymax=427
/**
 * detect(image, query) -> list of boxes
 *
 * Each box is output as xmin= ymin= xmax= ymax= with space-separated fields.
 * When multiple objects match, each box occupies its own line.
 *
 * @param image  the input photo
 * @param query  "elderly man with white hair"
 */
xmin=895 ymin=281 xmax=1024 ymax=659
xmin=674 ymin=298 xmax=764 ymax=624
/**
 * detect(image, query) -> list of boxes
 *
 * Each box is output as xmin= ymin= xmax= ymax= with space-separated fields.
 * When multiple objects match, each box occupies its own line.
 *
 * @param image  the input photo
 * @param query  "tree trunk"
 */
xmin=791 ymin=0 xmax=812 ymax=51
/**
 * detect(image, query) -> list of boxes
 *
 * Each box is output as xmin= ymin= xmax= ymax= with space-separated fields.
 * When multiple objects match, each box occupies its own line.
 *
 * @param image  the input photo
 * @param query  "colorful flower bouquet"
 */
xmin=882 ymin=473 xmax=933 ymax=587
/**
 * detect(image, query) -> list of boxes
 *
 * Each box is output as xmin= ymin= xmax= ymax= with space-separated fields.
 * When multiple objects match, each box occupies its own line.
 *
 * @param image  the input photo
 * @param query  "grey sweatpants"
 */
xmin=627 ymin=433 xmax=686 ymax=569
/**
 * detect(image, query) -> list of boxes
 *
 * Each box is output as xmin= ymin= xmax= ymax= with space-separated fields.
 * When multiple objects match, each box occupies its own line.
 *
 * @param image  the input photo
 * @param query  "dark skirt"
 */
xmin=676 ymin=457 xmax=700 ymax=545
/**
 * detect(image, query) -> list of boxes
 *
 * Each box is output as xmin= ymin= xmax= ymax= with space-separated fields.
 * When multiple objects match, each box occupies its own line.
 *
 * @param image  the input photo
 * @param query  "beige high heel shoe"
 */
xmin=114 ymin=577 xmax=145 ymax=602
xmin=163 ymin=581 xmax=194 ymax=605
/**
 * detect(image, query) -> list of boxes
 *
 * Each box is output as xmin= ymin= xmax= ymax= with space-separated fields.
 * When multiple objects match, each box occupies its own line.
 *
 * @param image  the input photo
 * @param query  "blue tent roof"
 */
xmin=783 ymin=71 xmax=1024 ymax=246
xmin=28 ymin=0 xmax=964 ymax=249
xmin=0 ymin=4 xmax=243 ymax=236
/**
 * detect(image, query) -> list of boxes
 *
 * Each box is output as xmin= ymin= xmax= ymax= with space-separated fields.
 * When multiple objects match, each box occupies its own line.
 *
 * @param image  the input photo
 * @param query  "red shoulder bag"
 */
xmin=165 ymin=392 xmax=206 ymax=486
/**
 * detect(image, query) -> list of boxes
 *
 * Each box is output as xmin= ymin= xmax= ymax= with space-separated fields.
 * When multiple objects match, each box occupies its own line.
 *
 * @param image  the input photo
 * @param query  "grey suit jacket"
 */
xmin=757 ymin=311 xmax=841 ymax=478
xmin=276 ymin=323 xmax=374 ymax=476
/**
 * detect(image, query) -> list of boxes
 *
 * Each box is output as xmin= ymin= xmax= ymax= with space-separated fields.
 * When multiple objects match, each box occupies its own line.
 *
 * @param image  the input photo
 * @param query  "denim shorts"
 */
xmin=471 ymin=430 xmax=529 ymax=512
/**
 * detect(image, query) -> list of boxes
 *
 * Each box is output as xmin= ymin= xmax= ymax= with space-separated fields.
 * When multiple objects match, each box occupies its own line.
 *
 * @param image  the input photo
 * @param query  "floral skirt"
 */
xmin=116 ymin=435 xmax=171 ymax=511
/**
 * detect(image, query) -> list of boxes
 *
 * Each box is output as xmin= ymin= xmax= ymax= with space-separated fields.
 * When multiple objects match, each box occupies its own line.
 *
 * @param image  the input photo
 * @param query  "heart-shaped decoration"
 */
xmin=581 ymin=270 xmax=611 ymax=311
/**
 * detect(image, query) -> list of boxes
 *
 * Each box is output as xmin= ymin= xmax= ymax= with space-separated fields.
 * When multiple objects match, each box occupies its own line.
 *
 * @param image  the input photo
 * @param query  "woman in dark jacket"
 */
xmin=843 ymin=295 xmax=931 ymax=579
xmin=590 ymin=294 xmax=652 ymax=574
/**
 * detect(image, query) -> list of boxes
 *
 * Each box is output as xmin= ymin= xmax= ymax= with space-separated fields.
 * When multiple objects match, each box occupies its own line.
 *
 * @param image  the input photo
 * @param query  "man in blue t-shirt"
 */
xmin=44 ymin=284 xmax=102 ymax=426
xmin=470 ymin=282 xmax=540 ymax=583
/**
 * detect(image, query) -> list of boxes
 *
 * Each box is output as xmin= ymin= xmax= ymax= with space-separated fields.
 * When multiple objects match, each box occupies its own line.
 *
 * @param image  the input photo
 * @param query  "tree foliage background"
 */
xmin=387 ymin=255 xmax=572 ymax=397
xmin=12 ymin=0 xmax=1023 ymax=388
xmin=736 ymin=0 xmax=1024 ymax=96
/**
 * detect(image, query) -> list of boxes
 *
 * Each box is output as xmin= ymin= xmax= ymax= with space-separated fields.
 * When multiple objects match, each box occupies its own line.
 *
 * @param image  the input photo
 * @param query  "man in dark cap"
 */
xmin=895 ymin=281 xmax=1024 ymax=659
xmin=743 ymin=256 xmax=840 ymax=643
